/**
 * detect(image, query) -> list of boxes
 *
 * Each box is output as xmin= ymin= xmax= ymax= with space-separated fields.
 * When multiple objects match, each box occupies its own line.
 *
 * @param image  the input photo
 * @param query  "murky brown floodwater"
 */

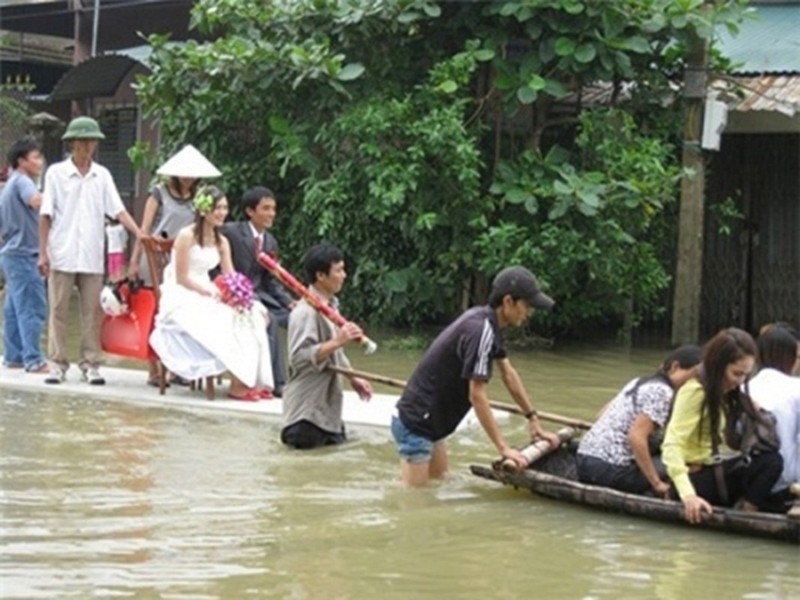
xmin=1 ymin=300 xmax=797 ymax=598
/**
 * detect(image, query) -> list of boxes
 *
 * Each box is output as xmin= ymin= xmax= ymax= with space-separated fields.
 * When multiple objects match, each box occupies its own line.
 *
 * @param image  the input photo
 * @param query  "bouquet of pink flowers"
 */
xmin=213 ymin=272 xmax=255 ymax=312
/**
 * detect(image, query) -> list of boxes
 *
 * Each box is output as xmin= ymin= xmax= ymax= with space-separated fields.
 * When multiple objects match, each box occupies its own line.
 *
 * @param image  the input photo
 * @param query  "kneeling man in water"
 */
xmin=280 ymin=243 xmax=372 ymax=449
xmin=393 ymin=266 xmax=560 ymax=487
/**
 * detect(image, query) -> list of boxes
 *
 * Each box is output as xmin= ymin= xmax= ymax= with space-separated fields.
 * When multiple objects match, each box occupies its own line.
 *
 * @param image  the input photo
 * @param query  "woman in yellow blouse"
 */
xmin=662 ymin=328 xmax=783 ymax=524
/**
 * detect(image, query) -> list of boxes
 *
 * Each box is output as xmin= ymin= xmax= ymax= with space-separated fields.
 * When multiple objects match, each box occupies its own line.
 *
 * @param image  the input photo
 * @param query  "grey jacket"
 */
xmin=282 ymin=293 xmax=351 ymax=434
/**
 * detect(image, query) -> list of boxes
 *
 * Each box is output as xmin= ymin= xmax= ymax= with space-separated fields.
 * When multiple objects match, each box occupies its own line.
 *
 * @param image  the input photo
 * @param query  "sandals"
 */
xmin=227 ymin=389 xmax=262 ymax=402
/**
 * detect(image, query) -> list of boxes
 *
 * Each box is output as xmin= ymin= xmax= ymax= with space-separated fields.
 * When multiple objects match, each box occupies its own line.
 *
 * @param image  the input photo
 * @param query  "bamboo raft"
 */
xmin=470 ymin=443 xmax=800 ymax=545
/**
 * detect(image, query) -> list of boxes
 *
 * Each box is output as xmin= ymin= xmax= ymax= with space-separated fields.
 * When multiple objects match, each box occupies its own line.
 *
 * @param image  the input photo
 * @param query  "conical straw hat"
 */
xmin=156 ymin=144 xmax=221 ymax=178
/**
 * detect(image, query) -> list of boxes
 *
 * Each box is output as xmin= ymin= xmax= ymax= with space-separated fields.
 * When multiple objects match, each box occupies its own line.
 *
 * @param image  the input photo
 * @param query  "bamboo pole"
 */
xmin=331 ymin=366 xmax=406 ymax=389
xmin=256 ymin=252 xmax=378 ymax=353
xmin=497 ymin=427 xmax=578 ymax=473
xmin=487 ymin=400 xmax=593 ymax=430
xmin=329 ymin=366 xmax=593 ymax=430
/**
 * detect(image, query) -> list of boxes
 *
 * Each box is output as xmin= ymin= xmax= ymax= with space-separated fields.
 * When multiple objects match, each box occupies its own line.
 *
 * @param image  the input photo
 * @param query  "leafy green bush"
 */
xmin=478 ymin=109 xmax=680 ymax=334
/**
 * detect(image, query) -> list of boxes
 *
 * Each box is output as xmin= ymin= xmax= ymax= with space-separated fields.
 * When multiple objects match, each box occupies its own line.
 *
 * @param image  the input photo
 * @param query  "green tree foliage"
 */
xmin=135 ymin=0 xmax=749 ymax=334
xmin=479 ymin=109 xmax=680 ymax=332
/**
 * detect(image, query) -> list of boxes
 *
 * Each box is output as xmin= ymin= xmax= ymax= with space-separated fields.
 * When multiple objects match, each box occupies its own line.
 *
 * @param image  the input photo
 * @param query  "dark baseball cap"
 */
xmin=490 ymin=266 xmax=555 ymax=310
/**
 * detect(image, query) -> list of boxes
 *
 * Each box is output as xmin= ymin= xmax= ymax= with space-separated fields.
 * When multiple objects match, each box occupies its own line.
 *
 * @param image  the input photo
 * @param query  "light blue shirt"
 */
xmin=0 ymin=170 xmax=40 ymax=257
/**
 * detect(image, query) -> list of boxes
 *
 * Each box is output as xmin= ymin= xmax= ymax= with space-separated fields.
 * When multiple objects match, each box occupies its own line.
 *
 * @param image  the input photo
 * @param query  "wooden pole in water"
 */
xmin=671 ymin=1 xmax=710 ymax=345
xmin=329 ymin=366 xmax=593 ymax=430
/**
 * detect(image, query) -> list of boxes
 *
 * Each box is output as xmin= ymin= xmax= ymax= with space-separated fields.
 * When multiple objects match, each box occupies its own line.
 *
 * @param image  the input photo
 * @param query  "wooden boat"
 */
xmin=470 ymin=443 xmax=800 ymax=544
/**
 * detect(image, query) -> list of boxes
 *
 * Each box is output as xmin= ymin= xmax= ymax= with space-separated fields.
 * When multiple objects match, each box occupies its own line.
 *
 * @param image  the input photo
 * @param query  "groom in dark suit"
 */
xmin=221 ymin=187 xmax=295 ymax=396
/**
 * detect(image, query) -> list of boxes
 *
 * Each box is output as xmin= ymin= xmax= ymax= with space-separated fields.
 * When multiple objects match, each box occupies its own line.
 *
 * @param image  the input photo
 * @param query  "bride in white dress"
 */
xmin=149 ymin=186 xmax=273 ymax=400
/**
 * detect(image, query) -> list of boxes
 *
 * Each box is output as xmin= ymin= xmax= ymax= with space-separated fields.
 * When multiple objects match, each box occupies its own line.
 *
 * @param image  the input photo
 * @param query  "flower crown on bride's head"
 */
xmin=193 ymin=188 xmax=214 ymax=215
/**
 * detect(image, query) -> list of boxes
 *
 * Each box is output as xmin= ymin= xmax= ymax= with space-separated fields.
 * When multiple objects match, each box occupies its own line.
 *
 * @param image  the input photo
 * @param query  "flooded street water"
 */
xmin=1 ymin=338 xmax=798 ymax=598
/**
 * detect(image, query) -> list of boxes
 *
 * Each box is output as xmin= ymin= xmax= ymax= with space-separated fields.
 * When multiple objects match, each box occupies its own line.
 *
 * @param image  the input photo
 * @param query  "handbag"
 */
xmin=735 ymin=405 xmax=780 ymax=457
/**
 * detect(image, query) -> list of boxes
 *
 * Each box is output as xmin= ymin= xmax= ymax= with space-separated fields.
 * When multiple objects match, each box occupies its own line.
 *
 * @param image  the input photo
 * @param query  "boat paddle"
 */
xmin=329 ymin=365 xmax=593 ymax=430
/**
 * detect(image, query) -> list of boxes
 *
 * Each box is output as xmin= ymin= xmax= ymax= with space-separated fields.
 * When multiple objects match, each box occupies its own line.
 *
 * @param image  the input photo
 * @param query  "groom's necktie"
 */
xmin=254 ymin=234 xmax=262 ymax=255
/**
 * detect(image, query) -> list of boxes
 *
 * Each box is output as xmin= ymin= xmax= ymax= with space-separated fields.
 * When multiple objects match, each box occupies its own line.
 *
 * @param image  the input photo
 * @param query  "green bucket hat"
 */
xmin=62 ymin=116 xmax=106 ymax=140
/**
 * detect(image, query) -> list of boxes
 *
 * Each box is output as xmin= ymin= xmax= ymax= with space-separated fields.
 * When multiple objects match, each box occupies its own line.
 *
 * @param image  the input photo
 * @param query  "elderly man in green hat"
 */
xmin=38 ymin=116 xmax=142 ymax=385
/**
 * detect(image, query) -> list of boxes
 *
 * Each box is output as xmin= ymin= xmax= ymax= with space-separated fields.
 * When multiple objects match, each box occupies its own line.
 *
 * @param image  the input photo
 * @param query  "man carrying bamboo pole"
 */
xmin=393 ymin=266 xmax=560 ymax=487
xmin=280 ymin=243 xmax=372 ymax=449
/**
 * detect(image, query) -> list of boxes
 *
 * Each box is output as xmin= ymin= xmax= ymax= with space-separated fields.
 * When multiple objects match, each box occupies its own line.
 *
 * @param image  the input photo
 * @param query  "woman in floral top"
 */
xmin=577 ymin=345 xmax=701 ymax=497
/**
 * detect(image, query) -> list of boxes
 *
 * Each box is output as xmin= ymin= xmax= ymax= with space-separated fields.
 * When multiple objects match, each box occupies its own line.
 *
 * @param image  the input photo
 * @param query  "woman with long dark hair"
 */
xmin=662 ymin=328 xmax=783 ymax=523
xmin=149 ymin=186 xmax=273 ymax=400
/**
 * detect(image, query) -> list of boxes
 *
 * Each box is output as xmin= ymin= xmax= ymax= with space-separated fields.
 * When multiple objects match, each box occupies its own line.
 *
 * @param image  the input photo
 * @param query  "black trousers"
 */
xmin=686 ymin=451 xmax=783 ymax=509
xmin=266 ymin=306 xmax=290 ymax=392
xmin=762 ymin=488 xmax=795 ymax=514
xmin=281 ymin=420 xmax=346 ymax=450
xmin=577 ymin=454 xmax=665 ymax=495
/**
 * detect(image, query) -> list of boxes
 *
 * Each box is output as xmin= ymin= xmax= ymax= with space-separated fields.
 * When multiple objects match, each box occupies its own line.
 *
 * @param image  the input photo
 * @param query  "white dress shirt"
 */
xmin=41 ymin=158 xmax=125 ymax=274
xmin=248 ymin=221 xmax=263 ymax=253
xmin=748 ymin=368 xmax=800 ymax=492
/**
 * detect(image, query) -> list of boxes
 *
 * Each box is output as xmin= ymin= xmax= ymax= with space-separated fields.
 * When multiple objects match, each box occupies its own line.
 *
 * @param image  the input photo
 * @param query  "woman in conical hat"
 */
xmin=128 ymin=144 xmax=221 ymax=386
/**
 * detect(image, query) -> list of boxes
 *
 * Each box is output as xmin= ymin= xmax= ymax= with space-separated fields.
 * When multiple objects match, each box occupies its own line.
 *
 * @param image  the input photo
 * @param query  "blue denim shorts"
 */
xmin=391 ymin=414 xmax=434 ymax=463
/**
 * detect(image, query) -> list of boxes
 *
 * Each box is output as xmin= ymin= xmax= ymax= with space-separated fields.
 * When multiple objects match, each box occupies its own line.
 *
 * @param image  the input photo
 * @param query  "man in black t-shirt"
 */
xmin=393 ymin=266 xmax=560 ymax=487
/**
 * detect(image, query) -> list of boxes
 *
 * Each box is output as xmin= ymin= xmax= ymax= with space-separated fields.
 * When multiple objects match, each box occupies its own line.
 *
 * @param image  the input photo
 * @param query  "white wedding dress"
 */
xmin=149 ymin=244 xmax=273 ymax=389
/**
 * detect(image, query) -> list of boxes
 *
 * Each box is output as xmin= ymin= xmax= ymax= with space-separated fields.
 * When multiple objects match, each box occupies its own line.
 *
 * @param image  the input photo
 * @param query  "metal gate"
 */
xmin=702 ymin=133 xmax=800 ymax=336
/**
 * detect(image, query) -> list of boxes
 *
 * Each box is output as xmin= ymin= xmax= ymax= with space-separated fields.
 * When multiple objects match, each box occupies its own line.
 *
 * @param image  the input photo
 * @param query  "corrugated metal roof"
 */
xmin=50 ymin=54 xmax=139 ymax=101
xmin=715 ymin=75 xmax=800 ymax=117
xmin=46 ymin=42 xmax=170 ymax=100
xmin=48 ymin=45 xmax=153 ymax=101
xmin=566 ymin=76 xmax=800 ymax=118
xmin=716 ymin=4 xmax=800 ymax=74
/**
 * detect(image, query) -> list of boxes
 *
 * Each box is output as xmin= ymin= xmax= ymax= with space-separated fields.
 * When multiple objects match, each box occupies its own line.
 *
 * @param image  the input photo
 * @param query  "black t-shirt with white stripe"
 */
xmin=397 ymin=306 xmax=506 ymax=441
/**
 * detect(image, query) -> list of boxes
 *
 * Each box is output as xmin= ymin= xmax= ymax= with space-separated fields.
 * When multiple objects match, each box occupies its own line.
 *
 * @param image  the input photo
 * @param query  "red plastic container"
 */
xmin=101 ymin=284 xmax=158 ymax=360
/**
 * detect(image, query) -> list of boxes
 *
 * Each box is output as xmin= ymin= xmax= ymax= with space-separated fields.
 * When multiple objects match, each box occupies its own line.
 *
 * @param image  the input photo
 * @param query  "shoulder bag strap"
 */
xmin=710 ymin=419 xmax=729 ymax=506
